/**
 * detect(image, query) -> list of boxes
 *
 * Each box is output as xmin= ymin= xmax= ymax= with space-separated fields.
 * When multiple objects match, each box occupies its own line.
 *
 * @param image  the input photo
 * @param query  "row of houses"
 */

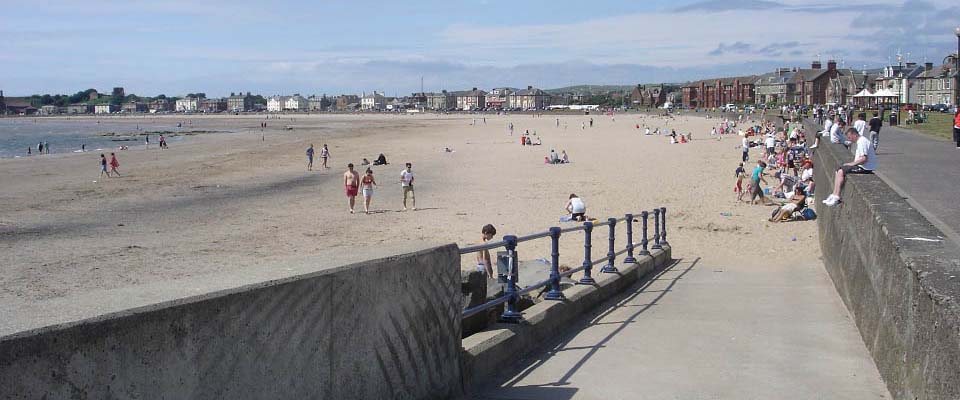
xmin=680 ymin=55 xmax=959 ymax=109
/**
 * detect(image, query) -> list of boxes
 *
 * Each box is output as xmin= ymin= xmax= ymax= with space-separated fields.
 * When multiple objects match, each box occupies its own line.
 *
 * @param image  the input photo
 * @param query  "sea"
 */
xmin=0 ymin=118 xmax=194 ymax=159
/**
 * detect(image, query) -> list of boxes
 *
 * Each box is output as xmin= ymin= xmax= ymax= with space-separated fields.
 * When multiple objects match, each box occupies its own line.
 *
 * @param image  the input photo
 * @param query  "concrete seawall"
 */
xmin=812 ymin=133 xmax=960 ymax=399
xmin=0 ymin=245 xmax=464 ymax=399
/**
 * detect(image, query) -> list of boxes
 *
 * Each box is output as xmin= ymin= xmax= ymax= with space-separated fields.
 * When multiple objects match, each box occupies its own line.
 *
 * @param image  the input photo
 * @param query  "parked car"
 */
xmin=926 ymin=103 xmax=948 ymax=112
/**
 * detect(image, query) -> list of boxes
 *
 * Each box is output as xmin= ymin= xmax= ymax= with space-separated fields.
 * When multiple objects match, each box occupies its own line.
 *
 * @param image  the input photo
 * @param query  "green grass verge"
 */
xmin=898 ymin=112 xmax=955 ymax=141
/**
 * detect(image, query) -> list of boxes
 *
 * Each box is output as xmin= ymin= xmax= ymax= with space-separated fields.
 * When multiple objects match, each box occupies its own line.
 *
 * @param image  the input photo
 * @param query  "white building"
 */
xmin=284 ymin=95 xmax=309 ymax=111
xmin=361 ymin=91 xmax=386 ymax=111
xmin=175 ymin=97 xmax=201 ymax=112
xmin=94 ymin=104 xmax=118 ymax=114
xmin=267 ymin=96 xmax=290 ymax=112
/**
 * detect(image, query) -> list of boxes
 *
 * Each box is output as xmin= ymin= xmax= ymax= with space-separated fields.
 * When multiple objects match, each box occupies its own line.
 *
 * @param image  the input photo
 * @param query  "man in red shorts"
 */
xmin=343 ymin=163 xmax=360 ymax=214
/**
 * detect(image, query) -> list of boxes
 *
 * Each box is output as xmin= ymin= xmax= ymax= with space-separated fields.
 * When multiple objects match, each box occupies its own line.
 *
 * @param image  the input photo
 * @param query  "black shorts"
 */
xmin=572 ymin=212 xmax=585 ymax=221
xmin=839 ymin=165 xmax=872 ymax=174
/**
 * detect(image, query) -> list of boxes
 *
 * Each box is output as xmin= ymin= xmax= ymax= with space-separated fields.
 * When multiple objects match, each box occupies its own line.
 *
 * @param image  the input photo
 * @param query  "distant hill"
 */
xmin=543 ymin=85 xmax=637 ymax=94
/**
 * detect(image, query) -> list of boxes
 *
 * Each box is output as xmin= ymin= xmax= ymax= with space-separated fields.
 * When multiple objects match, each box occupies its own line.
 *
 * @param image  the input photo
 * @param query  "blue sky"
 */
xmin=1 ymin=0 xmax=958 ymax=97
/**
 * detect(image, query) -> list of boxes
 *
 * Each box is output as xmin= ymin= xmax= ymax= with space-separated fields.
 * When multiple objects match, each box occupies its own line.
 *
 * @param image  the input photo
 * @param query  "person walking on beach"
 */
xmin=109 ymin=153 xmax=121 ymax=177
xmin=320 ymin=144 xmax=330 ymax=169
xmin=99 ymin=154 xmax=109 ymax=178
xmin=159 ymin=135 xmax=167 ymax=149
xmin=343 ymin=163 xmax=360 ymax=214
xmin=400 ymin=162 xmax=416 ymax=211
xmin=38 ymin=142 xmax=43 ymax=155
xmin=306 ymin=144 xmax=314 ymax=171
xmin=360 ymin=168 xmax=377 ymax=214
xmin=44 ymin=142 xmax=50 ymax=154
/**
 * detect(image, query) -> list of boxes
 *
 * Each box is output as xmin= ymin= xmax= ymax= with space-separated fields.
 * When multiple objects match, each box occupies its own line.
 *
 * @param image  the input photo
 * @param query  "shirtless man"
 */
xmin=343 ymin=163 xmax=360 ymax=214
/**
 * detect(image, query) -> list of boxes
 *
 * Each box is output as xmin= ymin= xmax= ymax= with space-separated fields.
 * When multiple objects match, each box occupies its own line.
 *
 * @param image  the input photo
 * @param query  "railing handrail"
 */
xmin=459 ymin=214 xmax=633 ymax=255
xmin=460 ymin=208 xmax=668 ymax=321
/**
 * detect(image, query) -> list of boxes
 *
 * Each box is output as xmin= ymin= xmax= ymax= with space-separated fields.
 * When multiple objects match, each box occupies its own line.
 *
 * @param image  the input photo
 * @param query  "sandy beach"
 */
xmin=0 ymin=112 xmax=817 ymax=334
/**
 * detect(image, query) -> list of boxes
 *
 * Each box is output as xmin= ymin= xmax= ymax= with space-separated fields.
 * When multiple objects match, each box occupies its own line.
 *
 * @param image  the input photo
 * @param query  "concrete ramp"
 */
xmin=473 ymin=257 xmax=890 ymax=399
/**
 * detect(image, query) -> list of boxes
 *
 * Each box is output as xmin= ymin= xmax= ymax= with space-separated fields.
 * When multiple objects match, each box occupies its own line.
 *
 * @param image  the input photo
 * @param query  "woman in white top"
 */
xmin=565 ymin=194 xmax=586 ymax=221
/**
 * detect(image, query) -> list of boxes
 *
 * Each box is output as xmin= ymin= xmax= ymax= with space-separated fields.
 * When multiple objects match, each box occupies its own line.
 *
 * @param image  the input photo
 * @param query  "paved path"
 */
xmin=472 ymin=256 xmax=889 ymax=400
xmin=870 ymin=124 xmax=960 ymax=245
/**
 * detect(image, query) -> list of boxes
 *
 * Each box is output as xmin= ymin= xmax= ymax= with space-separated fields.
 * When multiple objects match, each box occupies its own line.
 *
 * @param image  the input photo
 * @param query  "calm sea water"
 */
xmin=0 ymin=118 xmax=192 ymax=159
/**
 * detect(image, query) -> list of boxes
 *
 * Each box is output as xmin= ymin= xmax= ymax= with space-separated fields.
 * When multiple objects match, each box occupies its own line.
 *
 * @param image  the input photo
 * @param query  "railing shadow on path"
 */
xmin=473 ymin=257 xmax=700 ymax=397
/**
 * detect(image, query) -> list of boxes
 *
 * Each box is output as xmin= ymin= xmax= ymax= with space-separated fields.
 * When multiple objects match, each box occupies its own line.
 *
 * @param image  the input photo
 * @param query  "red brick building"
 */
xmin=681 ymin=76 xmax=756 ymax=109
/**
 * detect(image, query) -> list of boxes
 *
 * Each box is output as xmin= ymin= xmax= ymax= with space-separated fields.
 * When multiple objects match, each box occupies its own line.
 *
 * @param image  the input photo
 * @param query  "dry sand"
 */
xmin=0 ymin=112 xmax=817 ymax=334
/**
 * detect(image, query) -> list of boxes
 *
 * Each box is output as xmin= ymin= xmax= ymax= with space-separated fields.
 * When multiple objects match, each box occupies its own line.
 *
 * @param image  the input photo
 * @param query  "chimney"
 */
xmin=812 ymin=60 xmax=822 ymax=69
xmin=827 ymin=60 xmax=837 ymax=71
xmin=472 ymin=87 xmax=477 ymax=91
xmin=528 ymin=85 xmax=533 ymax=90
xmin=925 ymin=62 xmax=934 ymax=71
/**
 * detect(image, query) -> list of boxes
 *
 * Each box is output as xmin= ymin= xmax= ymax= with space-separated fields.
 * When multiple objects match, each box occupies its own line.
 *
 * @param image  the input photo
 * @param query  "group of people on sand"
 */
xmin=98 ymin=153 xmax=121 ymax=179
xmin=341 ymin=161 xmax=415 ymax=215
xmin=545 ymin=149 xmax=569 ymax=164
xmin=732 ymin=117 xmax=818 ymax=223
xmin=305 ymin=144 xmax=331 ymax=171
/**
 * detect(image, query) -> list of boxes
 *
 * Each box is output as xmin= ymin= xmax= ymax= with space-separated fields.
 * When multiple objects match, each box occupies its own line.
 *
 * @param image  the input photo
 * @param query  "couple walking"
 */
xmin=343 ymin=162 xmax=416 ymax=214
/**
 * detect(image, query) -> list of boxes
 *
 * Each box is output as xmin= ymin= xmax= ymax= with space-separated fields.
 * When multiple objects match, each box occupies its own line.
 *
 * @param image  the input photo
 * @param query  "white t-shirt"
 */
xmin=822 ymin=119 xmax=833 ymax=134
xmin=764 ymin=136 xmax=775 ymax=148
xmin=400 ymin=169 xmax=414 ymax=186
xmin=854 ymin=120 xmax=867 ymax=137
xmin=741 ymin=137 xmax=749 ymax=151
xmin=854 ymin=136 xmax=877 ymax=171
xmin=829 ymin=124 xmax=843 ymax=143
xmin=569 ymin=198 xmax=585 ymax=213
xmin=800 ymin=168 xmax=813 ymax=182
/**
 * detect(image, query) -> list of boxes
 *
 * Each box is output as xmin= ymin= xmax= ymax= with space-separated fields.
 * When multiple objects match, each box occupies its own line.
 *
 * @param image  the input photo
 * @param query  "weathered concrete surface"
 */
xmin=461 ymin=246 xmax=672 ymax=391
xmin=472 ymin=256 xmax=890 ymax=400
xmin=813 ymin=137 xmax=960 ymax=400
xmin=862 ymin=124 xmax=960 ymax=244
xmin=0 ymin=245 xmax=463 ymax=400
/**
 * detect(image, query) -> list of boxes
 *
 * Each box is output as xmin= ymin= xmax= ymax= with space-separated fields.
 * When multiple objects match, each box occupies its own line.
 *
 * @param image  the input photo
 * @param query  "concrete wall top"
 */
xmin=811 ymin=118 xmax=960 ymax=400
xmin=0 ymin=244 xmax=464 ymax=400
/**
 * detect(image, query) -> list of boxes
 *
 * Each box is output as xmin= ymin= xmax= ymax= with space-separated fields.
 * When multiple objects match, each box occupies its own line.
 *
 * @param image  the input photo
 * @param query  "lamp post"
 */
xmin=955 ymin=27 xmax=960 ymax=108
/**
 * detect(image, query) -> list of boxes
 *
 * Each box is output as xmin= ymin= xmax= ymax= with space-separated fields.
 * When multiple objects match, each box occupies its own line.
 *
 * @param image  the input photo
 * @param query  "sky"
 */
xmin=1 ymin=0 xmax=958 ymax=97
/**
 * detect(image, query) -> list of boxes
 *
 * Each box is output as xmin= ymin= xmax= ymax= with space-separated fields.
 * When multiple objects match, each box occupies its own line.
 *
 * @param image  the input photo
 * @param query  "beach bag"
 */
xmin=802 ymin=208 xmax=816 ymax=220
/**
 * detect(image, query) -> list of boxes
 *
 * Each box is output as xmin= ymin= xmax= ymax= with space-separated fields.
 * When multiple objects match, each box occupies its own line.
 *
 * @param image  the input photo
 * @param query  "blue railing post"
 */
xmin=544 ymin=227 xmax=565 ymax=300
xmin=639 ymin=211 xmax=650 ymax=256
xmin=652 ymin=208 xmax=662 ymax=250
xmin=623 ymin=213 xmax=637 ymax=264
xmin=601 ymin=218 xmax=619 ymax=273
xmin=500 ymin=235 xmax=522 ymax=322
xmin=579 ymin=221 xmax=595 ymax=284
xmin=660 ymin=206 xmax=669 ymax=246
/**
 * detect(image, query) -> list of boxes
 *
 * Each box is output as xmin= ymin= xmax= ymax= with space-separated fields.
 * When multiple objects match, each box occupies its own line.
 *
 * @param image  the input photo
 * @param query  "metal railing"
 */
xmin=460 ymin=207 xmax=669 ymax=322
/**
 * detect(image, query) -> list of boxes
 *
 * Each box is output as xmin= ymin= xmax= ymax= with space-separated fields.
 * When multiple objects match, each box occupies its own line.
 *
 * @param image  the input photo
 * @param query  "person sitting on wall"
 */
xmin=822 ymin=128 xmax=876 ymax=206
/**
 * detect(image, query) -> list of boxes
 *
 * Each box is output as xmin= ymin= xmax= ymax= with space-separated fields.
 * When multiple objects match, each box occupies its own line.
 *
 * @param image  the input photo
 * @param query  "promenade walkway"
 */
xmin=472 ymin=254 xmax=890 ymax=399
xmin=868 ymin=124 xmax=960 ymax=245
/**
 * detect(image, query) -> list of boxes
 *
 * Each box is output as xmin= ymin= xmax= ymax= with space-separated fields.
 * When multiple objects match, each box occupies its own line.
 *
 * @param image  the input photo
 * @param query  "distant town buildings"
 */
xmin=452 ymin=88 xmax=484 ymax=111
xmin=228 ymin=92 xmax=255 ymax=112
xmin=509 ymin=86 xmax=549 ymax=110
xmin=176 ymin=97 xmax=202 ymax=112
xmin=361 ymin=91 xmax=386 ymax=111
